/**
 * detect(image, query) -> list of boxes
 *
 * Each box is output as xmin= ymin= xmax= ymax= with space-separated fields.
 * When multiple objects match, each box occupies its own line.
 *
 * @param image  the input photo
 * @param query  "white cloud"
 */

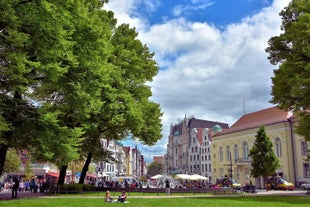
xmin=104 ymin=0 xmax=290 ymax=162
xmin=172 ymin=0 xmax=214 ymax=17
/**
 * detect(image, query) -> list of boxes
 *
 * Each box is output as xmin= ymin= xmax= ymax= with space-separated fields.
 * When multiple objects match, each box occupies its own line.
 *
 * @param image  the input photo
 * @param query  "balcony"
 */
xmin=235 ymin=158 xmax=252 ymax=165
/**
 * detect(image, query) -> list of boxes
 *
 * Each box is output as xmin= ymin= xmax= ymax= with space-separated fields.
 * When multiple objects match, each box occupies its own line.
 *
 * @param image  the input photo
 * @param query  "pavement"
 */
xmin=0 ymin=189 xmax=309 ymax=201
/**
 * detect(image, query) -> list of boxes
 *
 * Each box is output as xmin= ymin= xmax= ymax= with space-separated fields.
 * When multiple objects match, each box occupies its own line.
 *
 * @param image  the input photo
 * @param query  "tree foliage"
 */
xmin=147 ymin=162 xmax=163 ymax=176
xmin=4 ymin=149 xmax=21 ymax=174
xmin=0 ymin=0 xmax=162 ymax=182
xmin=249 ymin=126 xmax=280 ymax=178
xmin=266 ymin=0 xmax=310 ymax=141
xmin=0 ymin=0 xmax=88 ymax=177
xmin=24 ymin=159 xmax=34 ymax=181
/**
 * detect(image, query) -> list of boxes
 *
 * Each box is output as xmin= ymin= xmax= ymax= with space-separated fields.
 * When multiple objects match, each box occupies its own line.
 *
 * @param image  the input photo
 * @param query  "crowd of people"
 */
xmin=0 ymin=177 xmax=43 ymax=198
xmin=98 ymin=180 xmax=143 ymax=189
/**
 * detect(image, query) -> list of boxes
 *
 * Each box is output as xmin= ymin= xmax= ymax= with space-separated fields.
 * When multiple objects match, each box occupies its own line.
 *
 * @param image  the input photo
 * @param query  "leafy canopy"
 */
xmin=266 ymin=0 xmax=310 ymax=141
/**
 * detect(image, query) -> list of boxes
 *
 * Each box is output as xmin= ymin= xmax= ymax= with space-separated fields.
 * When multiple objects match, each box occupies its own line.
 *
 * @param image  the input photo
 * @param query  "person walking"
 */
xmin=165 ymin=179 xmax=170 ymax=196
xmin=11 ymin=177 xmax=19 ymax=199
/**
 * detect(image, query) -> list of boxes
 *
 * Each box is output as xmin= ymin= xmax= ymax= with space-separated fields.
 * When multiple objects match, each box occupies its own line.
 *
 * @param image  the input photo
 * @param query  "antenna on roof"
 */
xmin=243 ymin=93 xmax=247 ymax=115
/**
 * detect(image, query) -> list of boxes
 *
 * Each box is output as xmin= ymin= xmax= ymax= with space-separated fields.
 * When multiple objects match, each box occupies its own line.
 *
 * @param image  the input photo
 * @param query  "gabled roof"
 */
xmin=188 ymin=118 xmax=229 ymax=130
xmin=215 ymin=106 xmax=293 ymax=136
xmin=170 ymin=117 xmax=229 ymax=136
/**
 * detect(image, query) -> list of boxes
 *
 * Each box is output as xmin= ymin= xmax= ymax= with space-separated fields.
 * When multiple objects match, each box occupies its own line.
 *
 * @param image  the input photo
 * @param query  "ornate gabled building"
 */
xmin=165 ymin=116 xmax=228 ymax=182
xmin=212 ymin=106 xmax=309 ymax=188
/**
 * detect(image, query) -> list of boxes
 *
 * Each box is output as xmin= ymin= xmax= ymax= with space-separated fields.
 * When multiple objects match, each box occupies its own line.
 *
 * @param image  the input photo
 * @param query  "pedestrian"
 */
xmin=11 ymin=177 xmax=19 ymax=199
xmin=165 ymin=179 xmax=170 ymax=196
xmin=30 ymin=178 xmax=35 ymax=193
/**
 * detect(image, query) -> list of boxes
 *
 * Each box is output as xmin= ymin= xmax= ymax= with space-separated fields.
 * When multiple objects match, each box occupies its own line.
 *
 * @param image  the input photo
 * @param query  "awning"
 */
xmin=46 ymin=172 xmax=59 ymax=178
xmin=86 ymin=173 xmax=97 ymax=178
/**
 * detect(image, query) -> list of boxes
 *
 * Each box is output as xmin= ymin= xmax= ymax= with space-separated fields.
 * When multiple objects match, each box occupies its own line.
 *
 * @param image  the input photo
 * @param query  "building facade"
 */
xmin=212 ymin=106 xmax=310 ymax=188
xmin=166 ymin=116 xmax=229 ymax=182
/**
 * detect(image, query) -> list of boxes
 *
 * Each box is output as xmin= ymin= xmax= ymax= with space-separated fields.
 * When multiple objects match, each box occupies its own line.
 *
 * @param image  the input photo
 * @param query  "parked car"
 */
xmin=232 ymin=180 xmax=241 ymax=190
xmin=265 ymin=176 xmax=294 ymax=191
xmin=300 ymin=181 xmax=310 ymax=190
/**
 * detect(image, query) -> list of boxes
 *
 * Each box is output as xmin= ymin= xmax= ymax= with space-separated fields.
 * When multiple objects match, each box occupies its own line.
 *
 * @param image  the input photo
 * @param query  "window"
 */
xmin=301 ymin=141 xmax=308 ymax=156
xmin=243 ymin=142 xmax=249 ymax=159
xmin=226 ymin=146 xmax=231 ymax=161
xmin=219 ymin=147 xmax=223 ymax=162
xmin=304 ymin=163 xmax=310 ymax=177
xmin=275 ymin=137 xmax=282 ymax=157
xmin=234 ymin=144 xmax=239 ymax=162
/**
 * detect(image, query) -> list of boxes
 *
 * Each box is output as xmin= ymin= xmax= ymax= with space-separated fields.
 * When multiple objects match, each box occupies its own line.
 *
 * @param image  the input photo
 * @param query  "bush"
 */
xmin=59 ymin=183 xmax=83 ymax=193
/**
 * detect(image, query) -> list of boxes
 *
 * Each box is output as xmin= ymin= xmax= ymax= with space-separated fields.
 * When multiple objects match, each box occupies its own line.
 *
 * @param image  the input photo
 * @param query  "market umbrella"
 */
xmin=174 ymin=174 xmax=192 ymax=180
xmin=150 ymin=174 xmax=163 ymax=180
xmin=190 ymin=174 xmax=209 ymax=180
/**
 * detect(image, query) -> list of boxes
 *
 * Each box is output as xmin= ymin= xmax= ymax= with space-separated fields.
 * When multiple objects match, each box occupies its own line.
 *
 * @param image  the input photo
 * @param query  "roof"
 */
xmin=188 ymin=118 xmax=229 ymax=130
xmin=215 ymin=106 xmax=293 ymax=136
xmin=171 ymin=117 xmax=229 ymax=136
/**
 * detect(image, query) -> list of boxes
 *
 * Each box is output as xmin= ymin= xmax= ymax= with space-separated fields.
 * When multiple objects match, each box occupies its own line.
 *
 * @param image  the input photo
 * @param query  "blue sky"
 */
xmin=135 ymin=0 xmax=273 ymax=26
xmin=104 ymin=0 xmax=291 ymax=162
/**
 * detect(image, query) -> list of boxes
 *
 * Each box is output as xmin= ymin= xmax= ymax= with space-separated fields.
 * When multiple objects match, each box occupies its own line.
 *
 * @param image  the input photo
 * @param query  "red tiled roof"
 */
xmin=215 ymin=106 xmax=293 ymax=136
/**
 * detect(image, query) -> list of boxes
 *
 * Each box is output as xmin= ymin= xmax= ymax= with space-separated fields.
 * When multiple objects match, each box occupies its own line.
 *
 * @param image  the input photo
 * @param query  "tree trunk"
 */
xmin=0 ymin=145 xmax=9 ymax=176
xmin=58 ymin=165 xmax=68 ymax=185
xmin=79 ymin=152 xmax=92 ymax=184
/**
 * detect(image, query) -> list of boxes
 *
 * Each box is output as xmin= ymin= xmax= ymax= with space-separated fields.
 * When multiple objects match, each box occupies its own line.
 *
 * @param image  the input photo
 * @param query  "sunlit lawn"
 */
xmin=1 ymin=195 xmax=310 ymax=207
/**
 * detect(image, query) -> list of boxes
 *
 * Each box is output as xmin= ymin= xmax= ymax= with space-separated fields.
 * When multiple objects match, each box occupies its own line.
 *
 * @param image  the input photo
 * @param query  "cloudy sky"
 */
xmin=104 ymin=0 xmax=290 ymax=162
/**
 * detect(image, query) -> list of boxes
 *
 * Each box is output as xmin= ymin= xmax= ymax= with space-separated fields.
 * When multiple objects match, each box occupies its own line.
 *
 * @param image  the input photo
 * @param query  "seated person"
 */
xmin=105 ymin=191 xmax=113 ymax=202
xmin=118 ymin=191 xmax=127 ymax=202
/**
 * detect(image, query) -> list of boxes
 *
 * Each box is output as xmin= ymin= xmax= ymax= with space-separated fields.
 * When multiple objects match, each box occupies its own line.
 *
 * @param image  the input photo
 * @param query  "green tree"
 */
xmin=4 ymin=149 xmax=21 ymax=174
xmin=147 ymin=162 xmax=163 ymax=176
xmin=0 ymin=0 xmax=88 ymax=177
xmin=0 ymin=0 xmax=162 ymax=185
xmin=24 ymin=159 xmax=34 ymax=181
xmin=249 ymin=126 xmax=280 ymax=179
xmin=266 ymin=0 xmax=310 ymax=141
xmin=78 ymin=23 xmax=162 ymax=184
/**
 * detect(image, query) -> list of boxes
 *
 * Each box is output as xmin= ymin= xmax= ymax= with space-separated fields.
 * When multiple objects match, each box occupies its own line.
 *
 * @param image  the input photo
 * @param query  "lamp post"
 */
xmin=95 ymin=165 xmax=100 ymax=187
xmin=224 ymin=151 xmax=234 ymax=188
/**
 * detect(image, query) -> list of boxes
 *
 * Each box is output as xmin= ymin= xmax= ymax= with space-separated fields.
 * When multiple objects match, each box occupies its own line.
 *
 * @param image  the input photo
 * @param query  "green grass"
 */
xmin=1 ymin=196 xmax=310 ymax=207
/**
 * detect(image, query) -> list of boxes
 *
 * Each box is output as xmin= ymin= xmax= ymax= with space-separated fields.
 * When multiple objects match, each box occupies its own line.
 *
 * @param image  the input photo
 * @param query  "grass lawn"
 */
xmin=1 ymin=196 xmax=310 ymax=207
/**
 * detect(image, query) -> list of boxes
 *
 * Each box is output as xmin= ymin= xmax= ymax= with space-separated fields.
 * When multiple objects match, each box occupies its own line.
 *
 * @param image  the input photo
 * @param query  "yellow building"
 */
xmin=212 ymin=106 xmax=309 ymax=188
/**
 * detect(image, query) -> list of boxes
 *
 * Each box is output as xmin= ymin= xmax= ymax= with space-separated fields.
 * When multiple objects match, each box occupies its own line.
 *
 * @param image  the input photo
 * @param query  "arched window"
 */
xmin=243 ymin=142 xmax=249 ymax=159
xmin=234 ymin=144 xmax=239 ymax=162
xmin=275 ymin=137 xmax=282 ymax=157
xmin=219 ymin=147 xmax=223 ymax=162
xmin=226 ymin=146 xmax=231 ymax=161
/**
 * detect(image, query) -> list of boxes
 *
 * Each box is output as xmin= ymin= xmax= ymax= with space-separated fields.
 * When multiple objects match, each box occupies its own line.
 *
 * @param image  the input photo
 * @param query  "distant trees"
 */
xmin=266 ymin=0 xmax=310 ymax=143
xmin=147 ymin=162 xmax=163 ymax=176
xmin=3 ymin=149 xmax=21 ymax=174
xmin=0 ymin=0 xmax=162 ymax=183
xmin=249 ymin=126 xmax=280 ymax=179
